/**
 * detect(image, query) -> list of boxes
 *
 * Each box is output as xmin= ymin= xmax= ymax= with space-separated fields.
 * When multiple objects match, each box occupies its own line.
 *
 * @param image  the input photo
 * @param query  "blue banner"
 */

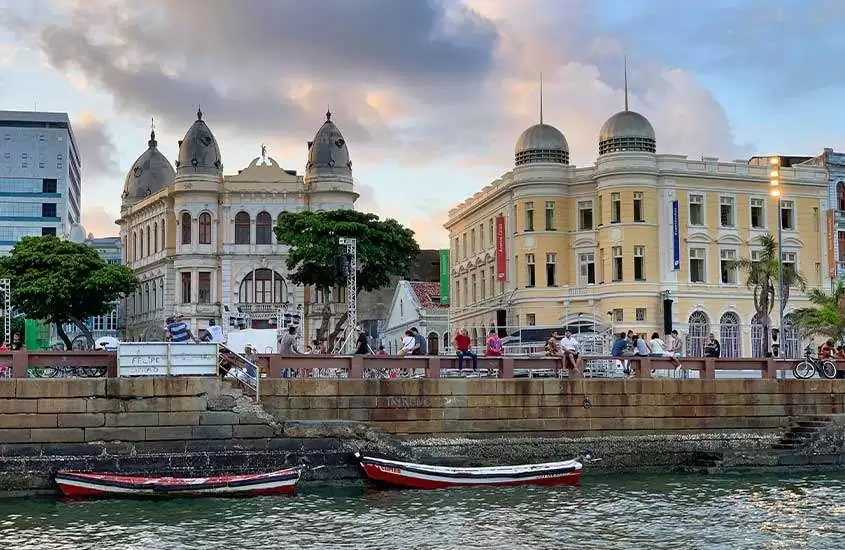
xmin=672 ymin=200 xmax=680 ymax=270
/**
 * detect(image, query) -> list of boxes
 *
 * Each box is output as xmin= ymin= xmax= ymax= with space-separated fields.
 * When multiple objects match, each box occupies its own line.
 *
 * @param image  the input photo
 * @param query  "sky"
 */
xmin=0 ymin=0 xmax=842 ymax=249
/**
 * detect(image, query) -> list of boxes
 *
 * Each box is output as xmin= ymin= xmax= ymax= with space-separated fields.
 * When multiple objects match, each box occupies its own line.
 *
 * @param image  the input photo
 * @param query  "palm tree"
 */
xmin=790 ymin=282 xmax=845 ymax=342
xmin=730 ymin=233 xmax=806 ymax=356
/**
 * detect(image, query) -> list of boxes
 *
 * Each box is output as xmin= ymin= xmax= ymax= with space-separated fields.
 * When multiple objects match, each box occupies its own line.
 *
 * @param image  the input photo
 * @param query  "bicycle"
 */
xmin=792 ymin=348 xmax=837 ymax=379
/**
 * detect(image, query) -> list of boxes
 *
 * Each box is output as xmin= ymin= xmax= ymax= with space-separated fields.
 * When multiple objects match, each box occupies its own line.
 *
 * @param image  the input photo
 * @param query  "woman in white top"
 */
xmin=398 ymin=330 xmax=416 ymax=356
xmin=650 ymin=332 xmax=681 ymax=368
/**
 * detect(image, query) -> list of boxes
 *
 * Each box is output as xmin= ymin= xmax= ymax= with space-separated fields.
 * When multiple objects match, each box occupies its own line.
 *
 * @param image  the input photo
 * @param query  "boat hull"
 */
xmin=55 ymin=468 xmax=301 ymax=499
xmin=357 ymin=454 xmax=581 ymax=490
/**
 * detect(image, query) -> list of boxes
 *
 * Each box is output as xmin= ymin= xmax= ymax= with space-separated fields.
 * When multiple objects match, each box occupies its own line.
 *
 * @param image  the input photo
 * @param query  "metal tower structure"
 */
xmin=332 ymin=237 xmax=357 ymax=354
xmin=0 ymin=279 xmax=10 ymax=347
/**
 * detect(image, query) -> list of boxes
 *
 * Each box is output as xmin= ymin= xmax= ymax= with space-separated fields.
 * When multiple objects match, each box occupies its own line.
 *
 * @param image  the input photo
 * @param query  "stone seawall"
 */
xmin=1 ymin=377 xmax=844 ymax=495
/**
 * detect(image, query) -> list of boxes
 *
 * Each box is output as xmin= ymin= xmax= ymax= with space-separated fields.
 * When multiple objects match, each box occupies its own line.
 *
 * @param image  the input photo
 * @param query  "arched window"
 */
xmin=235 ymin=211 xmax=251 ymax=244
xmin=686 ymin=310 xmax=710 ymax=357
xmin=198 ymin=212 xmax=212 ymax=244
xmin=256 ymin=211 xmax=272 ymax=244
xmin=837 ymin=181 xmax=845 ymax=211
xmin=427 ymin=332 xmax=439 ymax=356
xmin=719 ymin=312 xmax=740 ymax=358
xmin=153 ymin=222 xmax=158 ymax=253
xmin=181 ymin=212 xmax=192 ymax=245
xmin=238 ymin=269 xmax=287 ymax=304
xmin=443 ymin=332 xmax=449 ymax=351
xmin=276 ymin=211 xmax=289 ymax=242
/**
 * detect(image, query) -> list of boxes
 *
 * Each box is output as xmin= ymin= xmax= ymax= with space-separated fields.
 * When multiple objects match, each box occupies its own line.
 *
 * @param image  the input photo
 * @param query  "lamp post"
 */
xmin=770 ymin=156 xmax=784 ymax=357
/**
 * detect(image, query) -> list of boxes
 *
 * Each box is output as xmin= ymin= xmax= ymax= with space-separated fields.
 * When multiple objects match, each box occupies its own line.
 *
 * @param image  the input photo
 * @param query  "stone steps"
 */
xmin=773 ymin=415 xmax=835 ymax=450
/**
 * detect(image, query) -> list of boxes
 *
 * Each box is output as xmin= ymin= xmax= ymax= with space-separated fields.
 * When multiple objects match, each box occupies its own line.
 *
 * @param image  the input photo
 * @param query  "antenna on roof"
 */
xmin=623 ymin=55 xmax=629 ymax=112
xmin=539 ymin=72 xmax=544 ymax=124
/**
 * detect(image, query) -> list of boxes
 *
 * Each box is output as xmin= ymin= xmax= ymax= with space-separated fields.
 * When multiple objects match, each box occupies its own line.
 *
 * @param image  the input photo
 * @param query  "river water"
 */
xmin=1 ymin=472 xmax=843 ymax=550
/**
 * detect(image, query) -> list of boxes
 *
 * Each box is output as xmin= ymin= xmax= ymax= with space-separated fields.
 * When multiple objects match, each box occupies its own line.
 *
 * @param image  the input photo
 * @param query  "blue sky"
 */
xmin=0 ymin=0 xmax=842 ymax=248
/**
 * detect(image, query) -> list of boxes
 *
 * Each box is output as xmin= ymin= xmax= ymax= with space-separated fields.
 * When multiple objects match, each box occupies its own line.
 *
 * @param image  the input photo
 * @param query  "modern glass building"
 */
xmin=0 ymin=110 xmax=82 ymax=254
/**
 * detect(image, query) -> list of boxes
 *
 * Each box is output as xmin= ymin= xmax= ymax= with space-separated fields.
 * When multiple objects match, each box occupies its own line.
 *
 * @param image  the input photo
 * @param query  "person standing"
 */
xmin=354 ymin=327 xmax=370 ymax=355
xmin=278 ymin=325 xmax=300 ymax=355
xmin=165 ymin=315 xmax=196 ymax=343
xmin=204 ymin=320 xmax=225 ymax=344
xmin=453 ymin=328 xmax=477 ymax=373
xmin=410 ymin=327 xmax=426 ymax=355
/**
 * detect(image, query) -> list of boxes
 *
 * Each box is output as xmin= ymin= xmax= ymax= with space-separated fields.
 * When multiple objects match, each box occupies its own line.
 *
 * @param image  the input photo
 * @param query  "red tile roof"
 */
xmin=409 ymin=281 xmax=448 ymax=309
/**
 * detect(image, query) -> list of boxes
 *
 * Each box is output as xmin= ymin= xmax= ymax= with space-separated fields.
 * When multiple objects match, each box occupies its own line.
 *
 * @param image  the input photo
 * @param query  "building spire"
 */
xmin=148 ymin=117 xmax=157 ymax=148
xmin=623 ymin=56 xmax=629 ymax=112
xmin=197 ymin=105 xmax=203 ymax=120
xmin=539 ymin=72 xmax=544 ymax=124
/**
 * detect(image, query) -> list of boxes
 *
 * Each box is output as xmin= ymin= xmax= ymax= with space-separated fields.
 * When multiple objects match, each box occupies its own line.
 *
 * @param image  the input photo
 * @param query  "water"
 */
xmin=1 ymin=472 xmax=844 ymax=549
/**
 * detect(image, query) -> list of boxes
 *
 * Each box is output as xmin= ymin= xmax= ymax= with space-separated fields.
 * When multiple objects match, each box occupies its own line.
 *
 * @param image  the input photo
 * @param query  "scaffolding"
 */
xmin=331 ymin=237 xmax=357 ymax=354
xmin=0 ymin=279 xmax=10 ymax=347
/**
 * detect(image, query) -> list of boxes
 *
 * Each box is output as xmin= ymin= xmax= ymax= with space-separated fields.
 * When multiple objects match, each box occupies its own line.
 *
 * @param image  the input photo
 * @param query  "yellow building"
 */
xmin=444 ymin=103 xmax=830 ymax=358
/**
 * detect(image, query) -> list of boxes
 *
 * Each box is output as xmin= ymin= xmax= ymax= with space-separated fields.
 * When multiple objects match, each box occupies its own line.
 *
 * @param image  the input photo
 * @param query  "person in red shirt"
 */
xmin=485 ymin=330 xmax=503 ymax=356
xmin=453 ymin=328 xmax=477 ymax=373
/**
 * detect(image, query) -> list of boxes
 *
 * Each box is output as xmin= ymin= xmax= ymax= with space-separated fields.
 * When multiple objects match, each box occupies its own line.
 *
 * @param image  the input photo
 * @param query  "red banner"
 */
xmin=495 ymin=215 xmax=507 ymax=281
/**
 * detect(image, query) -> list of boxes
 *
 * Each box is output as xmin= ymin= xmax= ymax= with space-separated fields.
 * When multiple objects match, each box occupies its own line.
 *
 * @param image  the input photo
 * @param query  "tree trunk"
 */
xmin=69 ymin=316 xmax=96 ymax=348
xmin=55 ymin=322 xmax=73 ymax=351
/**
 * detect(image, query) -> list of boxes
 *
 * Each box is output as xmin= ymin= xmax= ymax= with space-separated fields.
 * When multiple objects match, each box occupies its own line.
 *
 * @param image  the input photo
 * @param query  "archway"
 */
xmin=427 ymin=332 xmax=439 ymax=355
xmin=686 ymin=310 xmax=710 ymax=357
xmin=719 ymin=312 xmax=741 ymax=358
xmin=238 ymin=269 xmax=287 ymax=304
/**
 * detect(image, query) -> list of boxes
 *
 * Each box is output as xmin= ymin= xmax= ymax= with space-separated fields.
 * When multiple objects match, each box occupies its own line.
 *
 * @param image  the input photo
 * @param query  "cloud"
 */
xmin=0 ymin=43 xmax=16 ymax=67
xmin=72 ymin=111 xmax=120 ymax=179
xmin=81 ymin=205 xmax=118 ymax=237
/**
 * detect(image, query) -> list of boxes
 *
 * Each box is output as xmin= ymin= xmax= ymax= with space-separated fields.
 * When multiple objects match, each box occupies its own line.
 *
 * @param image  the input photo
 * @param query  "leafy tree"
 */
xmin=729 ymin=233 xmax=806 ymax=355
xmin=275 ymin=210 xmax=420 ymax=347
xmin=0 ymin=236 xmax=138 ymax=349
xmin=790 ymin=281 xmax=845 ymax=343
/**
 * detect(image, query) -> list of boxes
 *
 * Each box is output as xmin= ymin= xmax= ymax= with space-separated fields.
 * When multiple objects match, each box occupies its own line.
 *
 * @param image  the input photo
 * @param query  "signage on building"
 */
xmin=495 ymin=215 xmax=507 ymax=281
xmin=828 ymin=209 xmax=836 ymax=278
xmin=117 ymin=343 xmax=219 ymax=376
xmin=439 ymin=249 xmax=450 ymax=304
xmin=671 ymin=201 xmax=680 ymax=270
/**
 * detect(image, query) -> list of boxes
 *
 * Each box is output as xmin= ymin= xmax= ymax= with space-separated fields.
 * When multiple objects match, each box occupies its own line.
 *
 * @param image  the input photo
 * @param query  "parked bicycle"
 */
xmin=792 ymin=346 xmax=837 ymax=379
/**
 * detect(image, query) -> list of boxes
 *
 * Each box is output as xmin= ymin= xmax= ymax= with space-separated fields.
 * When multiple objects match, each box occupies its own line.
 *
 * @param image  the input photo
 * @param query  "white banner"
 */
xmin=117 ymin=342 xmax=218 ymax=377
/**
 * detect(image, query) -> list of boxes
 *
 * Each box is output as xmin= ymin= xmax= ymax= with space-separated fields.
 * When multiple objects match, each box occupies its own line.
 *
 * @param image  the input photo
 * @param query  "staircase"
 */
xmin=772 ymin=415 xmax=835 ymax=450
xmin=217 ymin=344 xmax=261 ymax=401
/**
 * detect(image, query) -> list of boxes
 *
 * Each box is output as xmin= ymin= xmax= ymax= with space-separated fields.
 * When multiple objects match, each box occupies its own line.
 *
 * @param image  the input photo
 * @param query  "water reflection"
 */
xmin=0 ymin=472 xmax=843 ymax=550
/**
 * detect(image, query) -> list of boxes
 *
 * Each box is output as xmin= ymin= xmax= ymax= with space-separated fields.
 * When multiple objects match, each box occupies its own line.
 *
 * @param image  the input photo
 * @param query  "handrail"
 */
xmin=218 ymin=343 xmax=261 ymax=402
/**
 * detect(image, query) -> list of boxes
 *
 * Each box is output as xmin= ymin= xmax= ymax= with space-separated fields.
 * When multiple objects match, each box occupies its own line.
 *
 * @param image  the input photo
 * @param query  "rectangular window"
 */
xmin=478 ymin=224 xmax=484 ymax=250
xmin=524 ymin=201 xmax=534 ymax=231
xmin=579 ymin=252 xmax=596 ymax=285
xmin=42 ymin=178 xmax=57 ymax=193
xmin=720 ymin=249 xmax=737 ymax=284
xmin=611 ymin=246 xmax=622 ymax=281
xmin=633 ymin=192 xmax=644 ymax=222
xmin=720 ymin=196 xmax=735 ymax=227
xmin=750 ymin=198 xmax=765 ymax=229
xmin=611 ymin=193 xmax=621 ymax=223
xmin=635 ymin=308 xmax=646 ymax=322
xmin=198 ymin=272 xmax=211 ymax=304
xmin=512 ymin=204 xmax=518 ymax=235
xmin=546 ymin=253 xmax=556 ymax=287
xmin=488 ymin=218 xmax=494 ymax=246
xmin=480 ymin=269 xmax=486 ymax=299
xmin=526 ymin=313 xmax=536 ymax=326
xmin=545 ymin=201 xmax=555 ymax=230
xmin=41 ymin=203 xmax=56 ymax=218
xmin=751 ymin=249 xmax=761 ymax=263
xmin=689 ymin=194 xmax=704 ymax=226
xmin=689 ymin=248 xmax=706 ymax=283
xmin=839 ymin=231 xmax=845 ymax=263
xmin=782 ymin=251 xmax=797 ymax=273
xmin=471 ymin=274 xmax=477 ymax=303
xmin=470 ymin=228 xmax=476 ymax=255
xmin=781 ymin=200 xmax=795 ymax=230
xmin=578 ymin=200 xmax=593 ymax=231
xmin=613 ymin=308 xmax=624 ymax=323
xmin=181 ymin=272 xmax=192 ymax=304
xmin=454 ymin=281 xmax=460 ymax=307
xmin=41 ymin=227 xmax=56 ymax=236
xmin=526 ymin=253 xmax=536 ymax=287
xmin=633 ymin=246 xmax=645 ymax=281
xmin=461 ymin=233 xmax=467 ymax=258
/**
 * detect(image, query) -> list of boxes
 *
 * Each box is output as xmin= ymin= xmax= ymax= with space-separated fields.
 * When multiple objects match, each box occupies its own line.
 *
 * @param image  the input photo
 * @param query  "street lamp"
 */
xmin=770 ymin=156 xmax=784 ymax=356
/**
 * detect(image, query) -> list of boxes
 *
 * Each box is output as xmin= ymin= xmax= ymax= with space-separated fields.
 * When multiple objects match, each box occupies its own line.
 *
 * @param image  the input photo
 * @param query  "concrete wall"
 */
xmin=261 ymin=379 xmax=845 ymax=437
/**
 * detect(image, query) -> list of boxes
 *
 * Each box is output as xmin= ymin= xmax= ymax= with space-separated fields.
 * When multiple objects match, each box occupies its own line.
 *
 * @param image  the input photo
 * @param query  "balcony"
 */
xmin=235 ymin=303 xmax=283 ymax=315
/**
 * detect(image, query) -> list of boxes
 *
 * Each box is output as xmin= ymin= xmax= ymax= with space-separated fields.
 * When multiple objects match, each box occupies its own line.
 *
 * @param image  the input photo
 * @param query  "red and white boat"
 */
xmin=355 ymin=453 xmax=582 ymax=490
xmin=55 ymin=468 xmax=301 ymax=498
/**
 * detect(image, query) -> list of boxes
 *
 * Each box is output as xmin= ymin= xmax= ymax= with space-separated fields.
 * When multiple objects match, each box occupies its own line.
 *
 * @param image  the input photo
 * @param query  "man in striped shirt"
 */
xmin=164 ymin=315 xmax=196 ymax=343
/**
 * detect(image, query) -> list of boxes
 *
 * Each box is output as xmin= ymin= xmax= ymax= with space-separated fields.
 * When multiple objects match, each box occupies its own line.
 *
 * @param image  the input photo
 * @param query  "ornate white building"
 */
xmin=117 ymin=109 xmax=357 ymax=340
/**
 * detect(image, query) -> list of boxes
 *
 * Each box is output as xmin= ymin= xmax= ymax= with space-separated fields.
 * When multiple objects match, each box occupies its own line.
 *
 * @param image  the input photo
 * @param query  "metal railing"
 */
xmin=217 ymin=343 xmax=261 ymax=402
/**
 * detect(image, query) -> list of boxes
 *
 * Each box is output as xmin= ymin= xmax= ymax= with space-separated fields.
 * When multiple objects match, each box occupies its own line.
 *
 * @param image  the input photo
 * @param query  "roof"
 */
xmin=408 ymin=281 xmax=448 ymax=309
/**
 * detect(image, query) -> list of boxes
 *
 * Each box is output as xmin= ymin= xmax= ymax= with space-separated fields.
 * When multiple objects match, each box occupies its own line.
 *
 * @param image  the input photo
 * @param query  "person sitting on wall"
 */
xmin=454 ymin=328 xmax=477 ymax=373
xmin=819 ymin=339 xmax=834 ymax=360
xmin=611 ymin=332 xmax=632 ymax=376
xmin=10 ymin=332 xmax=24 ymax=351
xmin=485 ymin=330 xmax=503 ymax=357
xmin=559 ymin=330 xmax=581 ymax=374
xmin=703 ymin=333 xmax=721 ymax=358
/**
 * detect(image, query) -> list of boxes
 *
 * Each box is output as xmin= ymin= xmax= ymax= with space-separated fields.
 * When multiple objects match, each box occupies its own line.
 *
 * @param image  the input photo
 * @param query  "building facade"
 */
xmin=0 ymin=111 xmax=82 ymax=254
xmin=116 ymin=109 xmax=358 ymax=341
xmin=444 ymin=102 xmax=830 ymax=358
xmin=801 ymin=149 xmax=845 ymax=282
xmin=381 ymin=281 xmax=448 ymax=355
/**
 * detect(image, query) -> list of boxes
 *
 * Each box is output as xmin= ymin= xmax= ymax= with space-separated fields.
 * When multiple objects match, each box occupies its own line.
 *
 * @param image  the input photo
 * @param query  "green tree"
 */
xmin=790 ymin=281 xmax=845 ymax=343
xmin=275 ymin=210 xmax=420 ymax=347
xmin=729 ymin=233 xmax=806 ymax=355
xmin=0 ymin=236 xmax=138 ymax=349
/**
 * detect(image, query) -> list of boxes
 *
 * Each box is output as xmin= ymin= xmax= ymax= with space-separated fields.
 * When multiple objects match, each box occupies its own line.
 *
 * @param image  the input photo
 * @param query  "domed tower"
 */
xmin=598 ymin=62 xmax=656 ymax=155
xmin=304 ymin=110 xmax=357 ymax=210
xmin=514 ymin=78 xmax=569 ymax=166
xmin=121 ymin=127 xmax=176 ymax=204
xmin=174 ymin=108 xmax=222 ymax=177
